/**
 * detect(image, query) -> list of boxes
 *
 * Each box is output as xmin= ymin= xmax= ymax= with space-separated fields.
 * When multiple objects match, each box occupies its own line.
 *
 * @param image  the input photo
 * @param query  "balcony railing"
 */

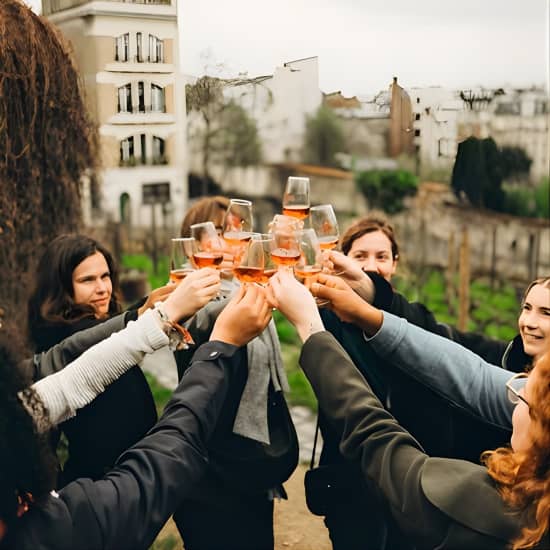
xmin=119 ymin=155 xmax=169 ymax=167
xmin=108 ymin=0 xmax=171 ymax=4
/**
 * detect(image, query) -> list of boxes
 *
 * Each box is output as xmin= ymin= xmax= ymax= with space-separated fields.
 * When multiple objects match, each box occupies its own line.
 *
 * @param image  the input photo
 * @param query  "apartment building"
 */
xmin=42 ymin=0 xmax=187 ymax=228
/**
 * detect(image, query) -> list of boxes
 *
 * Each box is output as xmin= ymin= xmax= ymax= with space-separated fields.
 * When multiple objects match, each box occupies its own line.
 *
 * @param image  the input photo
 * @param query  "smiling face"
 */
xmin=72 ymin=251 xmax=112 ymax=318
xmin=347 ymin=230 xmax=398 ymax=281
xmin=518 ymin=283 xmax=550 ymax=362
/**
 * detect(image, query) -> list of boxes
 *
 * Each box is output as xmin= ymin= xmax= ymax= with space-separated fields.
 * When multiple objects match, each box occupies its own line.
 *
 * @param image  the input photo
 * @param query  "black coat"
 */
xmin=3 ymin=341 xmax=239 ymax=550
xmin=32 ymin=314 xmax=157 ymax=485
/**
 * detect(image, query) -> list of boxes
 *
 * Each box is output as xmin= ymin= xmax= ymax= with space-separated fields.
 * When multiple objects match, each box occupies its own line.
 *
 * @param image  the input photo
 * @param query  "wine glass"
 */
xmin=232 ymin=237 xmax=266 ymax=284
xmin=222 ymin=198 xmax=254 ymax=248
xmin=310 ymin=204 xmax=339 ymax=251
xmin=269 ymin=216 xmax=302 ymax=269
xmin=189 ymin=222 xmax=225 ymax=269
xmin=169 ymin=238 xmax=195 ymax=283
xmin=282 ymin=176 xmax=310 ymax=220
xmin=294 ymin=228 xmax=328 ymax=306
xmin=251 ymin=233 xmax=277 ymax=285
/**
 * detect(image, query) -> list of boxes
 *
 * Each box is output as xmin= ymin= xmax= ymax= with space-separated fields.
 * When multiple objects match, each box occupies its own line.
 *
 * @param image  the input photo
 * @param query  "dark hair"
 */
xmin=180 ymin=196 xmax=229 ymax=237
xmin=27 ymin=235 xmax=122 ymax=345
xmin=0 ymin=0 xmax=97 ymax=330
xmin=0 ymin=325 xmax=57 ymax=531
xmin=340 ymin=212 xmax=399 ymax=260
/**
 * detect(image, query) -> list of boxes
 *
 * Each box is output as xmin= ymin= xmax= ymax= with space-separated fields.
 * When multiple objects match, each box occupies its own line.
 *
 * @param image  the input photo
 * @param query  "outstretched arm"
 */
xmin=311 ymin=274 xmax=514 ymax=429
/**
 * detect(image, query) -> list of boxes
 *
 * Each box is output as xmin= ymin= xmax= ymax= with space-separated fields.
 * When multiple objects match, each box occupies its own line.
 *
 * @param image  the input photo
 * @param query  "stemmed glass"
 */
xmin=232 ymin=237 xmax=266 ymax=284
xmin=189 ymin=222 xmax=225 ymax=269
xmin=169 ymin=238 xmax=195 ymax=283
xmin=269 ymin=216 xmax=302 ymax=269
xmin=253 ymin=233 xmax=277 ymax=284
xmin=222 ymin=198 xmax=254 ymax=247
xmin=282 ymin=177 xmax=310 ymax=220
xmin=310 ymin=204 xmax=339 ymax=251
xmin=294 ymin=228 xmax=328 ymax=306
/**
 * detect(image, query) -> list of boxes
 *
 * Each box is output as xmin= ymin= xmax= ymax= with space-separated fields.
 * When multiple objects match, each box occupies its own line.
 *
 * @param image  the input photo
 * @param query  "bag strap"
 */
xmin=309 ymin=413 xmax=320 ymax=470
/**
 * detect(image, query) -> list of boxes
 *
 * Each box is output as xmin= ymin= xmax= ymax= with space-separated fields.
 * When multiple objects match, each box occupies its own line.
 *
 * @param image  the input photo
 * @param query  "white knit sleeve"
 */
xmin=29 ymin=309 xmax=168 ymax=429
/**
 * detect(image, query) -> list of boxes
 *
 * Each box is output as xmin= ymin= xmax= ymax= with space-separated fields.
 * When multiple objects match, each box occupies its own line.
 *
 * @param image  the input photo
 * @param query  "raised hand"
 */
xmin=137 ymin=283 xmax=176 ymax=316
xmin=311 ymin=273 xmax=382 ymax=335
xmin=163 ymin=268 xmax=221 ymax=322
xmin=324 ymin=251 xmax=375 ymax=303
xmin=210 ymin=284 xmax=272 ymax=347
xmin=268 ymin=270 xmax=324 ymax=342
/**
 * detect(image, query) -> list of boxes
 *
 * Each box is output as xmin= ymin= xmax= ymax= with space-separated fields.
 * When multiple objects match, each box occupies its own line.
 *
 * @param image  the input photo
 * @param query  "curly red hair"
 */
xmin=482 ymin=351 xmax=550 ymax=549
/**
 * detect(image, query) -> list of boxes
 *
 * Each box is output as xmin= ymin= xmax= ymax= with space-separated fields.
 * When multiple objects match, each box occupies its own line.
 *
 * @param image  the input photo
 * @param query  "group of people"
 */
xmin=1 ymin=1 xmax=549 ymax=549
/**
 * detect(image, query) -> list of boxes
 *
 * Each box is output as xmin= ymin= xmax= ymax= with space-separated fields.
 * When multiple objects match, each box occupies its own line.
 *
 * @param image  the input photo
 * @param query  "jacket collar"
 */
xmin=502 ymin=335 xmax=531 ymax=373
xmin=421 ymin=458 xmax=520 ymax=542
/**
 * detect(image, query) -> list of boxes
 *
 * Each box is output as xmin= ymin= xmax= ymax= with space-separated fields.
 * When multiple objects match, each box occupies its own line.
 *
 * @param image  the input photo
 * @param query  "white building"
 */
xmin=43 ymin=0 xmax=188 ymax=228
xmin=226 ymin=56 xmax=323 ymax=164
xmin=409 ymin=87 xmax=465 ymax=178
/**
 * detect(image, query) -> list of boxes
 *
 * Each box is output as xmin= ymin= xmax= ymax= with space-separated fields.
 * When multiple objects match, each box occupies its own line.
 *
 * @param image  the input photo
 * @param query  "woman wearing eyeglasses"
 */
xmin=269 ymin=270 xmax=550 ymax=550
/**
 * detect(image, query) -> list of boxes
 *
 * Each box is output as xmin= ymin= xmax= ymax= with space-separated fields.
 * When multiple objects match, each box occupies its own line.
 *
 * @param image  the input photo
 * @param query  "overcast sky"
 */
xmin=27 ymin=0 xmax=549 ymax=96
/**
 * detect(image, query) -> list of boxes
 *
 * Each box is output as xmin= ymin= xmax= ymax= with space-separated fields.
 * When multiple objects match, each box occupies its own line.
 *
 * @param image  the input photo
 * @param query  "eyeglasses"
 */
xmin=505 ymin=372 xmax=529 ymax=407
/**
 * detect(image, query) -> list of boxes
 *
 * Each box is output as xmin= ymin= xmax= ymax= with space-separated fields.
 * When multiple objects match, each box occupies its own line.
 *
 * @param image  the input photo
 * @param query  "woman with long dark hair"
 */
xmin=27 ymin=234 xmax=160 ymax=485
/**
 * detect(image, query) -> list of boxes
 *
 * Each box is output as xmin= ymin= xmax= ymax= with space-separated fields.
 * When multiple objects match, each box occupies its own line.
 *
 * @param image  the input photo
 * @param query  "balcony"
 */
xmin=119 ymin=155 xmax=169 ymax=167
xmin=107 ymin=0 xmax=171 ymax=4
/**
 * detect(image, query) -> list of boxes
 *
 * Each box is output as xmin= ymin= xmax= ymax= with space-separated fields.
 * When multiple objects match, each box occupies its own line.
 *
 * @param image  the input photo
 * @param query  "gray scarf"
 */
xmin=232 ymin=319 xmax=289 ymax=445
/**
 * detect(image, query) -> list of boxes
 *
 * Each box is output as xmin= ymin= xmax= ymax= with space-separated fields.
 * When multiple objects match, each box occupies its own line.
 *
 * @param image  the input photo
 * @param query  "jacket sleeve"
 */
xmin=60 ymin=340 xmax=239 ymax=550
xmin=174 ymin=298 xmax=228 ymax=380
xmin=299 ymin=332 xmax=451 ymax=547
xmin=369 ymin=312 xmax=514 ymax=429
xmin=369 ymin=274 xmax=508 ymax=365
xmin=31 ymin=313 xmax=130 ymax=381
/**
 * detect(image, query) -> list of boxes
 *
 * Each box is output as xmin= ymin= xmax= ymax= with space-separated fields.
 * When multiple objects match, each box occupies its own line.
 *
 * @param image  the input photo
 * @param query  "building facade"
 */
xmin=43 ymin=0 xmax=187 ymax=228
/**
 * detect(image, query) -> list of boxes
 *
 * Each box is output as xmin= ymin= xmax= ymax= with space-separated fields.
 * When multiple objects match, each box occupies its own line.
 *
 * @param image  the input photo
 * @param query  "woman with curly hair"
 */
xmin=270 ymin=269 xmax=550 ymax=549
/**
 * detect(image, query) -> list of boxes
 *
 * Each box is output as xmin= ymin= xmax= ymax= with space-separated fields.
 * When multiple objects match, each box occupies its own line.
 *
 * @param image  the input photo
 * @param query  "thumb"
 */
xmin=310 ymin=281 xmax=335 ymax=300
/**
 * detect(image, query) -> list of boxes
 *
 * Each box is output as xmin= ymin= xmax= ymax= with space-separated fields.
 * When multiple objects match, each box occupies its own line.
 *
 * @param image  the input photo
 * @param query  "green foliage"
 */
xmin=501 ymin=178 xmax=549 ymax=219
xmin=219 ymin=100 xmax=262 ymax=167
xmin=186 ymin=75 xmax=262 ymax=176
xmin=355 ymin=169 xmax=418 ymax=214
xmin=451 ymin=136 xmax=505 ymax=209
xmin=150 ymin=534 xmax=179 ymax=550
xmin=395 ymin=270 xmax=519 ymax=342
xmin=144 ymin=372 xmax=173 ymax=416
xmin=121 ymin=253 xmax=170 ymax=290
xmin=303 ymin=105 xmax=346 ymax=167
xmin=500 ymin=146 xmax=532 ymax=181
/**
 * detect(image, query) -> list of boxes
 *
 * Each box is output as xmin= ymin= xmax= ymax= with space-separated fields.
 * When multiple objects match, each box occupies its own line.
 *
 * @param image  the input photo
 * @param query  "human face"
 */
xmin=347 ymin=230 xmax=397 ymax=281
xmin=72 ymin=252 xmax=112 ymax=318
xmin=510 ymin=369 xmax=536 ymax=453
xmin=518 ymin=284 xmax=550 ymax=362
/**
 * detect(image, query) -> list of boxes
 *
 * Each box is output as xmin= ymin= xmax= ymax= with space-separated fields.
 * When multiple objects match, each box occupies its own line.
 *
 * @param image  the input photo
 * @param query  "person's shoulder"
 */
xmin=421 ymin=458 xmax=520 ymax=542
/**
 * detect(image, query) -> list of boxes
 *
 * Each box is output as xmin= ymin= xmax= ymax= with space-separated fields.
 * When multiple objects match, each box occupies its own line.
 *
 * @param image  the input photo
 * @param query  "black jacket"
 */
xmin=3 ymin=340 xmax=239 ymax=550
xmin=32 ymin=314 xmax=157 ymax=485
xmin=300 ymin=332 xmax=549 ymax=550
xmin=174 ymin=300 xmax=299 ymax=499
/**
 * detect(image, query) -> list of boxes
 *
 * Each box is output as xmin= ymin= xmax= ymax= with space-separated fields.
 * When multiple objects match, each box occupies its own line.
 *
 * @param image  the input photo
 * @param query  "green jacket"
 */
xmin=300 ymin=331 xmax=549 ymax=549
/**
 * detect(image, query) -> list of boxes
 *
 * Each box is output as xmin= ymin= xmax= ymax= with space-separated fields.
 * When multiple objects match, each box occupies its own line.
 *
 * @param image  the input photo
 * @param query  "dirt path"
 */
xmin=154 ymin=464 xmax=331 ymax=550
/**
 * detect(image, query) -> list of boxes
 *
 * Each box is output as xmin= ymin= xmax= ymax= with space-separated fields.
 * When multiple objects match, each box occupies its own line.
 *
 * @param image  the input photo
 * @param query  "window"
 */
xmin=136 ymin=32 xmax=143 ymax=62
xmin=414 ymin=129 xmax=421 ymax=137
xmin=140 ymin=134 xmax=146 ymax=165
xmin=148 ymin=34 xmax=164 ymax=63
xmin=118 ymin=83 xmax=132 ymax=113
xmin=415 ymin=113 xmax=421 ymax=121
xmin=138 ymin=81 xmax=145 ymax=113
xmin=120 ymin=136 xmax=135 ymax=164
xmin=116 ymin=33 xmax=129 ymax=62
xmin=151 ymin=84 xmax=165 ymax=113
xmin=152 ymin=136 xmax=166 ymax=164
xmin=416 ymin=97 xmax=420 ymax=104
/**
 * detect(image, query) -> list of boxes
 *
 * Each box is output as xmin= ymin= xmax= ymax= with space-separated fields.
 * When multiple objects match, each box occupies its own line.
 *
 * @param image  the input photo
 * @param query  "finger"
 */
xmin=264 ymin=285 xmax=278 ymax=309
xmin=311 ymin=281 xmax=336 ymax=300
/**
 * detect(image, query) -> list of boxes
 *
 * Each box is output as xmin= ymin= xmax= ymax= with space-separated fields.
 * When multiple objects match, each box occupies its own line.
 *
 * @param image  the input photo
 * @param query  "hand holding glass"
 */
xmin=169 ymin=238 xmax=195 ymax=283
